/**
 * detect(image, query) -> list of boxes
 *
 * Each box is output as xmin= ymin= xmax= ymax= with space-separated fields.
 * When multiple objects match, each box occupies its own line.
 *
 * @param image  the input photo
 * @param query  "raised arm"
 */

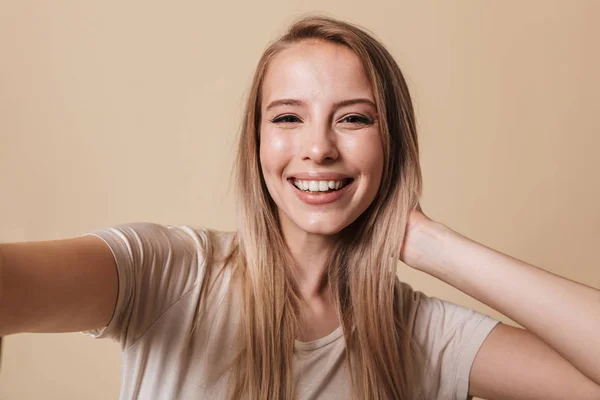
xmin=400 ymin=208 xmax=600 ymax=399
xmin=0 ymin=235 xmax=118 ymax=335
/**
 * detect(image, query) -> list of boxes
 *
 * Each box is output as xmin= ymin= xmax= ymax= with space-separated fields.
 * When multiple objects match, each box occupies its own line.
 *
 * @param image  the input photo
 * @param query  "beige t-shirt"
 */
xmin=80 ymin=222 xmax=499 ymax=400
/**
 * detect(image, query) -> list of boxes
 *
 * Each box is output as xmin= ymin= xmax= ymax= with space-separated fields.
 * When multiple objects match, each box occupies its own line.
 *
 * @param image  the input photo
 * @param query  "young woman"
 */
xmin=1 ymin=16 xmax=599 ymax=400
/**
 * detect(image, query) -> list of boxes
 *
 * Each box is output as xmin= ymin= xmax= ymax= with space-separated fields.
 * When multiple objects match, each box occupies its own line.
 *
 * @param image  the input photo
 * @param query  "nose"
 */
xmin=300 ymin=122 xmax=339 ymax=163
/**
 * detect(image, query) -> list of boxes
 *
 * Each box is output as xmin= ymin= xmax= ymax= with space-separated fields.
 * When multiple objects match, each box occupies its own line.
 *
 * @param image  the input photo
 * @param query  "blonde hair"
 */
xmin=190 ymin=14 xmax=424 ymax=400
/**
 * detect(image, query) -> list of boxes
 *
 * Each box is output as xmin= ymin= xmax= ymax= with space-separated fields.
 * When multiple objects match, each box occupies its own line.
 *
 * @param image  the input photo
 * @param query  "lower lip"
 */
xmin=289 ymin=180 xmax=353 ymax=205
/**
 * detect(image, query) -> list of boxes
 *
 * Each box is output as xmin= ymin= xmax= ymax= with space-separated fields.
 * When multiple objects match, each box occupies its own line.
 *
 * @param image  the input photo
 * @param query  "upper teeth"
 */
xmin=293 ymin=180 xmax=345 ymax=192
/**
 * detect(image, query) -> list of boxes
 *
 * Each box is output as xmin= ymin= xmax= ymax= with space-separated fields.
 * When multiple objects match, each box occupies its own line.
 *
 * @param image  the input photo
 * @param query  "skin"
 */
xmin=259 ymin=39 xmax=600 ymax=397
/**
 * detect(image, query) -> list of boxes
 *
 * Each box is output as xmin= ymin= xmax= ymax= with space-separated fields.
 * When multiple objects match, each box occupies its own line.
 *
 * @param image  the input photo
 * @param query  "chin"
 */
xmin=291 ymin=216 xmax=353 ymax=237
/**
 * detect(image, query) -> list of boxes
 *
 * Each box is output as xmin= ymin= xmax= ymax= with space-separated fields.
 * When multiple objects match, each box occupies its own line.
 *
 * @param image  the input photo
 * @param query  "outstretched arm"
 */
xmin=400 ymin=208 xmax=600 ymax=397
xmin=0 ymin=235 xmax=118 ymax=335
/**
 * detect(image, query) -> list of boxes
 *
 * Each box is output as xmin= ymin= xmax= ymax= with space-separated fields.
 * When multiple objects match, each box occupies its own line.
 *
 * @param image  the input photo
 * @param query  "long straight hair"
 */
xmin=191 ymin=15 xmax=424 ymax=400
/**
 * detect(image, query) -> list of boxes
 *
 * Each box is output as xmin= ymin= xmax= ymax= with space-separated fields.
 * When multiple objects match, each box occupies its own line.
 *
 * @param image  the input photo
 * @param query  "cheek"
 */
xmin=259 ymin=127 xmax=294 ymax=176
xmin=340 ymin=133 xmax=384 ymax=177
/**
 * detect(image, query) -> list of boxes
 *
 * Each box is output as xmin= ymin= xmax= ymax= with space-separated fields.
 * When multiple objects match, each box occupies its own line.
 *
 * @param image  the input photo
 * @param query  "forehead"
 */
xmin=261 ymin=40 xmax=374 ymax=105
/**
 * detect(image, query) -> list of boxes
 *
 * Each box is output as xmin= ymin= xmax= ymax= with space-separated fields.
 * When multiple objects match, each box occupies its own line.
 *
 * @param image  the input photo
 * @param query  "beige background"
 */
xmin=1 ymin=1 xmax=599 ymax=399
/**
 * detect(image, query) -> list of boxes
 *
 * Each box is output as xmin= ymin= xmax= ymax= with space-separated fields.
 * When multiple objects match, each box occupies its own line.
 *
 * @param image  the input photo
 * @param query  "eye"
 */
xmin=271 ymin=114 xmax=302 ymax=124
xmin=340 ymin=114 xmax=372 ymax=125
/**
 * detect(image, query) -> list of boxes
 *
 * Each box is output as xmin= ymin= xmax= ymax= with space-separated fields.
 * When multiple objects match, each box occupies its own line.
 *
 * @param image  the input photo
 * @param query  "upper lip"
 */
xmin=287 ymin=172 xmax=352 ymax=181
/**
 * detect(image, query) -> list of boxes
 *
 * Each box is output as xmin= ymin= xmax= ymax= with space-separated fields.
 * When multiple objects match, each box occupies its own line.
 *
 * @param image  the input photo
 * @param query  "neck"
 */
xmin=278 ymin=214 xmax=344 ymax=340
xmin=281 ymin=224 xmax=336 ymax=300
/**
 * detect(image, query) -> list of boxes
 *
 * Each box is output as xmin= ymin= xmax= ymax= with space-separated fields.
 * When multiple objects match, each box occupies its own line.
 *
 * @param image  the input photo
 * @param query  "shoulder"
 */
xmin=394 ymin=278 xmax=497 ymax=336
xmin=394 ymin=278 xmax=500 ymax=399
xmin=87 ymin=222 xmax=237 ymax=262
xmin=81 ymin=222 xmax=239 ymax=346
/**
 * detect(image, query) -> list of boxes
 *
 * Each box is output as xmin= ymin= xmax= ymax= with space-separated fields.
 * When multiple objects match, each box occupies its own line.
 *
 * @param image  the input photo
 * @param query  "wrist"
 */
xmin=402 ymin=218 xmax=451 ymax=274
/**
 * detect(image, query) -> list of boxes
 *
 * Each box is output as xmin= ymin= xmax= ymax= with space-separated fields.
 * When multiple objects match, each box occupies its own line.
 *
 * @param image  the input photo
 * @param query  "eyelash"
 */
xmin=270 ymin=114 xmax=373 ymax=125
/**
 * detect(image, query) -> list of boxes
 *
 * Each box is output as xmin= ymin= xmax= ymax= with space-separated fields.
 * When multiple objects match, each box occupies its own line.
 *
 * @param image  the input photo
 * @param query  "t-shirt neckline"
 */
xmin=294 ymin=325 xmax=344 ymax=351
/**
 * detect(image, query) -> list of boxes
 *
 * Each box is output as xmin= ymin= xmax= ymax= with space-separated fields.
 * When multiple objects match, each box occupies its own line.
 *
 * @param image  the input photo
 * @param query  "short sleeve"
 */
xmin=79 ymin=222 xmax=208 ymax=350
xmin=398 ymin=280 xmax=500 ymax=400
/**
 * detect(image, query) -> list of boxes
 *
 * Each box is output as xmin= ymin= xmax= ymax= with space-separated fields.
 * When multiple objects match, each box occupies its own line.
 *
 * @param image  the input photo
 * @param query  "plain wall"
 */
xmin=1 ymin=1 xmax=598 ymax=399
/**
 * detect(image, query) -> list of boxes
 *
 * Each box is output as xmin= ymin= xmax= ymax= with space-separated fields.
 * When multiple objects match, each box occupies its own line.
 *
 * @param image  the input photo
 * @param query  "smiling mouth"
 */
xmin=288 ymin=178 xmax=354 ymax=193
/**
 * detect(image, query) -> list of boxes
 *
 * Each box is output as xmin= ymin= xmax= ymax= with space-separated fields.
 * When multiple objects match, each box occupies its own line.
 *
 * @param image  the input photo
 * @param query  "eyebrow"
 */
xmin=265 ymin=98 xmax=377 ymax=111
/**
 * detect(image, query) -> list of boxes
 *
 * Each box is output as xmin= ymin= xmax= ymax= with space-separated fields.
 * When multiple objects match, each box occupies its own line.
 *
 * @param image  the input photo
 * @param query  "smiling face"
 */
xmin=259 ymin=39 xmax=384 ymax=238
